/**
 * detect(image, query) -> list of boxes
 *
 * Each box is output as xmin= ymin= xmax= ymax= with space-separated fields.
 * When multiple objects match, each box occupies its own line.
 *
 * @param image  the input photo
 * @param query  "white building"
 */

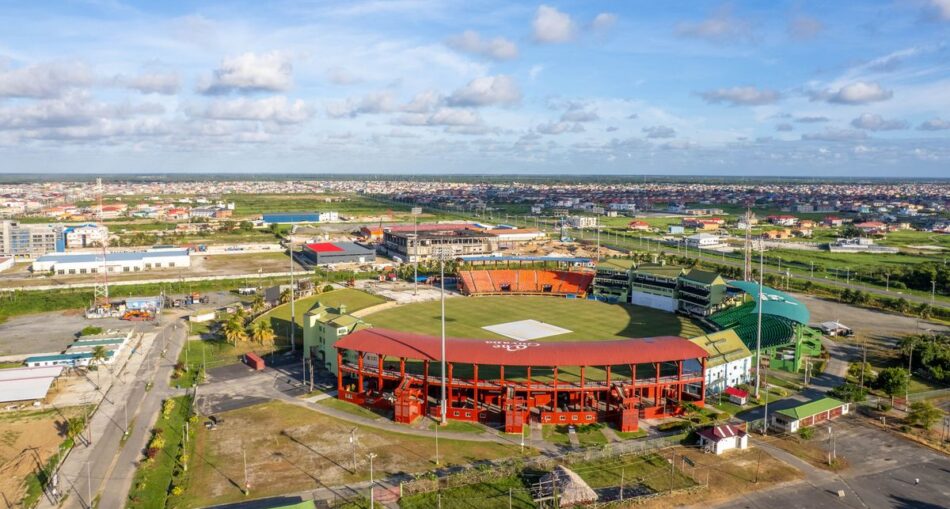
xmin=685 ymin=233 xmax=722 ymax=249
xmin=64 ymin=224 xmax=109 ymax=249
xmin=32 ymin=248 xmax=190 ymax=275
xmin=565 ymin=216 xmax=597 ymax=228
xmin=318 ymin=211 xmax=339 ymax=222
xmin=698 ymin=424 xmax=749 ymax=455
xmin=690 ymin=330 xmax=753 ymax=393
xmin=0 ymin=256 xmax=13 ymax=272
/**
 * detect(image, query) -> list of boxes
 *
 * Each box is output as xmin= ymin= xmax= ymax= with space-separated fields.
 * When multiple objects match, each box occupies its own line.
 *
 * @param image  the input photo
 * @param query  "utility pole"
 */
xmin=762 ymin=364 xmax=769 ymax=436
xmin=932 ymin=279 xmax=937 ymax=307
xmin=413 ymin=209 xmax=419 ymax=295
xmin=439 ymin=248 xmax=448 ymax=426
xmin=290 ymin=239 xmax=296 ymax=354
xmin=669 ymin=449 xmax=675 ymax=494
xmin=243 ymin=445 xmax=249 ymax=496
xmin=349 ymin=428 xmax=358 ymax=471
xmin=860 ymin=335 xmax=867 ymax=390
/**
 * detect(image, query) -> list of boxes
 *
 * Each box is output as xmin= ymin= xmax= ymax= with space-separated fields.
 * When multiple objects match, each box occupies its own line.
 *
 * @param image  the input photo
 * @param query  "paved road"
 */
xmin=40 ymin=317 xmax=188 ymax=509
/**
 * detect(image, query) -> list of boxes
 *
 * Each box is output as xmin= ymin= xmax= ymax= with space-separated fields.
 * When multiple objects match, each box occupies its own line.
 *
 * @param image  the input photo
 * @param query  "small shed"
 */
xmin=724 ymin=386 xmax=749 ymax=406
xmin=698 ymin=424 xmax=748 ymax=455
xmin=818 ymin=321 xmax=853 ymax=337
xmin=539 ymin=465 xmax=598 ymax=507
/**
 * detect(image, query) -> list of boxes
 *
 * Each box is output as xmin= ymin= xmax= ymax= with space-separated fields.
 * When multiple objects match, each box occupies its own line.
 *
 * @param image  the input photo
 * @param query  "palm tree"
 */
xmin=251 ymin=294 xmax=266 ymax=315
xmin=279 ymin=288 xmax=292 ymax=305
xmin=250 ymin=319 xmax=276 ymax=346
xmin=90 ymin=345 xmax=109 ymax=387
xmin=222 ymin=317 xmax=248 ymax=345
xmin=232 ymin=306 xmax=248 ymax=325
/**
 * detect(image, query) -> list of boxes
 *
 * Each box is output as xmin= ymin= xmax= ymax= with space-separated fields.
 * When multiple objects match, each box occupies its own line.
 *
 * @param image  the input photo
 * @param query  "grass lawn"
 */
xmin=178 ymin=338 xmax=277 ymax=379
xmin=127 ymin=395 xmax=194 ymax=509
xmin=366 ymin=296 xmax=703 ymax=342
xmin=570 ymin=452 xmax=694 ymax=492
xmin=427 ymin=419 xmax=487 ymax=434
xmin=541 ymin=424 xmax=608 ymax=447
xmin=316 ymin=397 xmax=388 ymax=420
xmin=180 ymin=401 xmax=525 ymax=508
xmin=615 ymin=429 xmax=648 ymax=440
xmin=399 ymin=474 xmax=535 ymax=509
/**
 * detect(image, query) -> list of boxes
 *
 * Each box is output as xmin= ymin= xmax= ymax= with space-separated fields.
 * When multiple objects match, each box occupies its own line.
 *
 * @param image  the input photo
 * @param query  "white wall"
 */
xmin=629 ymin=291 xmax=677 ymax=312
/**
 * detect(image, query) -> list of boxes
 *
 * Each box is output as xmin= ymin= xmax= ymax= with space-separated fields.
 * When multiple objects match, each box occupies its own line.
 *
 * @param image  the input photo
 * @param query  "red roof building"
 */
xmin=332 ymin=328 xmax=708 ymax=433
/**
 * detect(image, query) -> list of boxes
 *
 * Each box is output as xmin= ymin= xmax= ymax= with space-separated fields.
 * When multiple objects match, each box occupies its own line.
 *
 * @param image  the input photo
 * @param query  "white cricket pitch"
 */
xmin=482 ymin=319 xmax=572 ymax=341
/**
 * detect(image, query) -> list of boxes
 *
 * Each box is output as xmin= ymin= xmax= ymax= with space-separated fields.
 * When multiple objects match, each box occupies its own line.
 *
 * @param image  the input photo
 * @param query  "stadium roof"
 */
xmin=681 ymin=268 xmax=724 ymax=285
xmin=727 ymin=281 xmax=810 ymax=325
xmin=335 ymin=328 xmax=707 ymax=367
xmin=0 ymin=366 xmax=63 ymax=403
xmin=385 ymin=223 xmax=474 ymax=233
xmin=596 ymin=259 xmax=637 ymax=271
xmin=634 ymin=264 xmax=685 ymax=278
xmin=303 ymin=242 xmax=374 ymax=255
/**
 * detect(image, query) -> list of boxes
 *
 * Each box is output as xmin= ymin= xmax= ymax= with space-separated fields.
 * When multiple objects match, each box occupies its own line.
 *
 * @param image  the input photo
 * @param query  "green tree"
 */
xmin=65 ymin=416 xmax=85 ymax=441
xmin=250 ymin=319 xmax=276 ymax=346
xmin=222 ymin=317 xmax=248 ymax=345
xmin=876 ymin=367 xmax=909 ymax=398
xmin=907 ymin=401 xmax=943 ymax=430
xmin=251 ymin=294 xmax=266 ymax=315
xmin=90 ymin=345 xmax=109 ymax=387
xmin=279 ymin=288 xmax=292 ymax=305
xmin=239 ymin=221 xmax=254 ymax=231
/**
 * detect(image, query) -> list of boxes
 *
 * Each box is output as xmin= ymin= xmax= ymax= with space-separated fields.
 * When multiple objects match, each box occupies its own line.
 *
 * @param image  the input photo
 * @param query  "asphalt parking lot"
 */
xmin=719 ymin=418 xmax=950 ymax=509
xmin=0 ymin=311 xmax=134 ymax=357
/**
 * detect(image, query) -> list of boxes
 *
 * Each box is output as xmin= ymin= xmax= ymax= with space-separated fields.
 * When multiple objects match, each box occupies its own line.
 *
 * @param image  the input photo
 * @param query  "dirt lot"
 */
xmin=0 ymin=407 xmax=85 ymax=507
xmin=182 ymin=400 xmax=522 ymax=508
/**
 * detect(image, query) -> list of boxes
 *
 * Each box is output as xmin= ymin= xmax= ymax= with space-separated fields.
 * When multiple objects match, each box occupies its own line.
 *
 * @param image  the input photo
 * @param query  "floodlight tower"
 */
xmin=743 ymin=208 xmax=753 ymax=282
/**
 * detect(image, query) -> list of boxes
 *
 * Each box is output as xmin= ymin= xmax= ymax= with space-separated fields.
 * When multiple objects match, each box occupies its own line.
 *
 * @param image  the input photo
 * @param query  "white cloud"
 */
xmin=402 ymin=90 xmax=442 ymax=113
xmin=676 ymin=6 xmax=754 ymax=43
xmin=394 ymin=107 xmax=481 ymax=127
xmin=529 ymin=65 xmax=544 ymax=81
xmin=787 ymin=14 xmax=824 ymax=40
xmin=591 ymin=13 xmax=617 ymax=31
xmin=801 ymin=128 xmax=868 ymax=141
xmin=810 ymin=82 xmax=893 ymax=104
xmin=195 ymin=96 xmax=313 ymax=124
xmin=560 ymin=106 xmax=599 ymax=122
xmin=795 ymin=116 xmax=829 ymax=123
xmin=923 ymin=0 xmax=950 ymax=21
xmin=775 ymin=123 xmax=794 ymax=132
xmin=918 ymin=117 xmax=950 ymax=130
xmin=446 ymin=30 xmax=518 ymax=60
xmin=326 ymin=91 xmax=398 ymax=118
xmin=537 ymin=121 xmax=584 ymax=135
xmin=119 ymin=72 xmax=180 ymax=95
xmin=326 ymin=67 xmax=362 ymax=85
xmin=0 ymin=61 xmax=92 ymax=98
xmin=850 ymin=113 xmax=907 ymax=131
xmin=447 ymin=75 xmax=521 ymax=107
xmin=533 ymin=5 xmax=576 ymax=43
xmin=198 ymin=51 xmax=293 ymax=95
xmin=643 ymin=125 xmax=676 ymax=138
xmin=699 ymin=86 xmax=781 ymax=106
xmin=0 ymin=92 xmax=163 ymax=130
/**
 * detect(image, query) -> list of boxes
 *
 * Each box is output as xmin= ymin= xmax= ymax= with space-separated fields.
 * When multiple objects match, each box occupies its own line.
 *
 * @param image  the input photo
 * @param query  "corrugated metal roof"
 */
xmin=689 ymin=330 xmax=751 ymax=368
xmin=36 ymin=249 xmax=188 ymax=264
xmin=304 ymin=242 xmax=374 ymax=256
xmin=25 ymin=351 xmax=115 ymax=363
xmin=776 ymin=397 xmax=846 ymax=420
xmin=335 ymin=328 xmax=707 ymax=366
xmin=0 ymin=366 xmax=63 ymax=403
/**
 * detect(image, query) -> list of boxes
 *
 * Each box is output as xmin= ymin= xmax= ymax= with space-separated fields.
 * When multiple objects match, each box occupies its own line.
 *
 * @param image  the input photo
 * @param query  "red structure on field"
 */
xmin=335 ymin=328 xmax=707 ymax=433
xmin=458 ymin=269 xmax=594 ymax=298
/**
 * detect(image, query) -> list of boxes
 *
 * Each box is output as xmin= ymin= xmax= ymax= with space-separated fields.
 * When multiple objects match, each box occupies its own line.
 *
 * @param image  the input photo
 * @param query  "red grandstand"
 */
xmin=335 ymin=328 xmax=707 ymax=433
xmin=458 ymin=269 xmax=594 ymax=298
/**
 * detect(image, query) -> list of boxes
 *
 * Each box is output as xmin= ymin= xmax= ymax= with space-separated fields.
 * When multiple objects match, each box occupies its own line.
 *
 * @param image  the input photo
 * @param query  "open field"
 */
xmin=365 ymin=296 xmax=703 ymax=341
xmin=0 ymin=406 xmax=87 ymax=507
xmin=180 ymin=400 xmax=525 ymax=508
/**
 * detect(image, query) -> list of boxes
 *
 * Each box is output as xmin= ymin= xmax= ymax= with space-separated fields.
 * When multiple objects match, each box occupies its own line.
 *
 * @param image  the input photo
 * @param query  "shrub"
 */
xmin=798 ymin=426 xmax=815 ymax=440
xmin=80 ymin=325 xmax=103 ymax=337
xmin=323 ymin=284 xmax=334 ymax=293
xmin=146 ymin=447 xmax=160 ymax=460
xmin=657 ymin=421 xmax=690 ymax=432
xmin=162 ymin=399 xmax=176 ymax=419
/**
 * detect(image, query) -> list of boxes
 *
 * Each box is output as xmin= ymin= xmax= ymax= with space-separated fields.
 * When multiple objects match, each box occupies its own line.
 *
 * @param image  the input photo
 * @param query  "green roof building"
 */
xmin=303 ymin=302 xmax=370 ymax=374
xmin=592 ymin=258 xmax=637 ymax=303
xmin=771 ymin=397 xmax=850 ymax=433
xmin=677 ymin=268 xmax=728 ymax=316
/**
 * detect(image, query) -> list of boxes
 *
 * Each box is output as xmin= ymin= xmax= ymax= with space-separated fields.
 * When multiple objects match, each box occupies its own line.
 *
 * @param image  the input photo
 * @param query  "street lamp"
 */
xmin=368 ymin=452 xmax=378 ymax=508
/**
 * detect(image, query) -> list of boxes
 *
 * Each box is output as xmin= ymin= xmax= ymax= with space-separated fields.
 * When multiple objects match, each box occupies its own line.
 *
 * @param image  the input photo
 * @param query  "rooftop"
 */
xmin=35 ymin=249 xmax=188 ymax=264
xmin=776 ymin=397 xmax=846 ymax=420
xmin=689 ymin=330 xmax=751 ymax=368
xmin=596 ymin=258 xmax=637 ymax=271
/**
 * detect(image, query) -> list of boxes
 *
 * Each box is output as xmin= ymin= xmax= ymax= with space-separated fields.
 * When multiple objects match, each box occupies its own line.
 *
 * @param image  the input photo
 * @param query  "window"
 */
xmin=169 ymin=262 xmax=175 ymax=267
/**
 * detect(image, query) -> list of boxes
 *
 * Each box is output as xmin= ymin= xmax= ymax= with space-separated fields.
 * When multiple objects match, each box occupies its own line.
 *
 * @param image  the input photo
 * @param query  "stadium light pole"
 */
xmin=412 ymin=208 xmax=420 ymax=296
xmin=290 ymin=239 xmax=296 ymax=354
xmin=754 ymin=239 xmax=764 ymax=401
xmin=439 ymin=247 xmax=448 ymax=426
xmin=368 ymin=452 xmax=378 ymax=508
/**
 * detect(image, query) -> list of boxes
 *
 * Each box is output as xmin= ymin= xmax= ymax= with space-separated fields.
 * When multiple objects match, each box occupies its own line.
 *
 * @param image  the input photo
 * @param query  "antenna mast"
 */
xmin=93 ymin=178 xmax=110 ymax=307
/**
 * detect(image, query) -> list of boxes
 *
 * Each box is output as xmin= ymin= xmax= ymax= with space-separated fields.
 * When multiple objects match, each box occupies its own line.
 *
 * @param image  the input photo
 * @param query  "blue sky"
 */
xmin=0 ymin=1 xmax=948 ymax=176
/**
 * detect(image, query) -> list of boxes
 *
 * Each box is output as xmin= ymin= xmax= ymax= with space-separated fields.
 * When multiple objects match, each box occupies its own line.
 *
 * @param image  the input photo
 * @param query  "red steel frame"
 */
xmin=335 ymin=347 xmax=706 ymax=433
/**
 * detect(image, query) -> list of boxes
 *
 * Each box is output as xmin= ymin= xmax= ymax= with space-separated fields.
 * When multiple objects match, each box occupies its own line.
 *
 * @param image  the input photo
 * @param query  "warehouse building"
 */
xmin=32 ymin=247 xmax=190 ymax=275
xmin=301 ymin=242 xmax=375 ymax=266
xmin=0 ymin=366 xmax=64 ymax=403
xmin=262 ymin=211 xmax=339 ymax=224
xmin=771 ymin=398 xmax=850 ymax=433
